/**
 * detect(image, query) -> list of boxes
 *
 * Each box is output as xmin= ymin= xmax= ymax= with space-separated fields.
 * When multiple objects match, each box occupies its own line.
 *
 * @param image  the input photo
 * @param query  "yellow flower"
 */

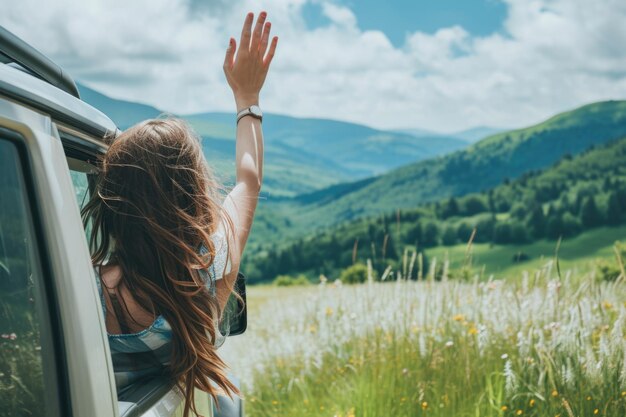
xmin=501 ymin=405 xmax=509 ymax=411
xmin=593 ymin=409 xmax=599 ymax=415
xmin=326 ymin=307 xmax=334 ymax=316
xmin=421 ymin=401 xmax=428 ymax=410
xmin=529 ymin=399 xmax=535 ymax=407
xmin=468 ymin=326 xmax=479 ymax=335
xmin=602 ymin=301 xmax=613 ymax=309
xmin=587 ymin=396 xmax=592 ymax=401
xmin=551 ymin=390 xmax=559 ymax=397
xmin=308 ymin=324 xmax=317 ymax=334
xmin=347 ymin=408 xmax=355 ymax=417
xmin=453 ymin=314 xmax=465 ymax=321
xmin=621 ymin=391 xmax=626 ymax=397
xmin=516 ymin=410 xmax=523 ymax=415
xmin=272 ymin=400 xmax=279 ymax=406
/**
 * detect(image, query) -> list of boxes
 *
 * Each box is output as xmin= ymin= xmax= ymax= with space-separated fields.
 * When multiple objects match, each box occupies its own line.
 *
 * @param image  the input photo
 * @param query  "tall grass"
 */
xmin=221 ymin=258 xmax=626 ymax=416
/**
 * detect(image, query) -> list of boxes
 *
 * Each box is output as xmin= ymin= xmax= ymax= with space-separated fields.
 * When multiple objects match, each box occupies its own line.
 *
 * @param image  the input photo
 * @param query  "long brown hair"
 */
xmin=82 ymin=117 xmax=239 ymax=416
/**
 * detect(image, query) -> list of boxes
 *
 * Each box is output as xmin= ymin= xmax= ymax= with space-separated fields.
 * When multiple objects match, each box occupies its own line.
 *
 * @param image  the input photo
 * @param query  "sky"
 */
xmin=2 ymin=0 xmax=626 ymax=132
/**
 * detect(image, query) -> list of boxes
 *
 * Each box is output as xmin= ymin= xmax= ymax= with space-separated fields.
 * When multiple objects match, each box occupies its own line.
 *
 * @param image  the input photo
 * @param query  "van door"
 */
xmin=0 ymin=97 xmax=117 ymax=417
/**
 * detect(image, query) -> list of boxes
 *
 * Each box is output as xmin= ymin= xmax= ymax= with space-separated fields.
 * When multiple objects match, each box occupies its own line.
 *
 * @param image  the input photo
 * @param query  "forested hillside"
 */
xmin=243 ymin=135 xmax=626 ymax=282
xmin=261 ymin=101 xmax=626 ymax=233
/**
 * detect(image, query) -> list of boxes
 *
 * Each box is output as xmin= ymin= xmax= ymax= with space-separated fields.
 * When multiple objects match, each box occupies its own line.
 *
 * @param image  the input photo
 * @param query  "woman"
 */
xmin=81 ymin=11 xmax=277 ymax=417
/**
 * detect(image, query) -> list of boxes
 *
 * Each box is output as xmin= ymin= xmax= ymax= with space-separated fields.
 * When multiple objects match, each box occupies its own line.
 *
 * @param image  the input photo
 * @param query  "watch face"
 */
xmin=250 ymin=105 xmax=263 ymax=117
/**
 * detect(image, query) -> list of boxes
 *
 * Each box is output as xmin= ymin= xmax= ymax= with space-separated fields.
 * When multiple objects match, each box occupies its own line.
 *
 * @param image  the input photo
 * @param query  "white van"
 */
xmin=0 ymin=26 xmax=246 ymax=417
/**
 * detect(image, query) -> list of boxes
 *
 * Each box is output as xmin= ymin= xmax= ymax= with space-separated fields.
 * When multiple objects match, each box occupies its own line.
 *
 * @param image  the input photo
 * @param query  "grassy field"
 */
xmin=425 ymin=224 xmax=626 ymax=280
xmin=221 ymin=250 xmax=626 ymax=417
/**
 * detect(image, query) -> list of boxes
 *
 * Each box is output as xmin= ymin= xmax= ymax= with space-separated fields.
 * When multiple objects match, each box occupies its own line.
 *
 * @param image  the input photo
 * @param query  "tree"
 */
xmin=546 ymin=213 xmax=564 ymax=239
xmin=456 ymin=222 xmax=474 ymax=243
xmin=510 ymin=221 xmax=530 ymax=243
xmin=441 ymin=225 xmax=458 ymax=246
xmin=561 ymin=212 xmax=582 ymax=237
xmin=526 ymin=204 xmax=546 ymax=238
xmin=463 ymin=196 xmax=488 ymax=215
xmin=607 ymin=192 xmax=623 ymax=225
xmin=493 ymin=222 xmax=512 ymax=244
xmin=339 ymin=263 xmax=373 ymax=284
xmin=474 ymin=216 xmax=496 ymax=243
xmin=441 ymin=197 xmax=459 ymax=219
xmin=422 ymin=221 xmax=440 ymax=247
xmin=580 ymin=196 xmax=603 ymax=228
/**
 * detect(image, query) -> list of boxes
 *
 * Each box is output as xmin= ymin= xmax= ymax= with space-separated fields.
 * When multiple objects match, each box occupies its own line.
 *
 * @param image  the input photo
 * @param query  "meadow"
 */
xmin=221 ymin=252 xmax=626 ymax=417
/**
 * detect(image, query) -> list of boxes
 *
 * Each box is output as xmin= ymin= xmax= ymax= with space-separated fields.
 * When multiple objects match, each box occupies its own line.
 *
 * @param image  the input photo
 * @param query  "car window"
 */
xmin=0 ymin=137 xmax=63 ymax=417
xmin=67 ymin=157 xmax=97 ymax=240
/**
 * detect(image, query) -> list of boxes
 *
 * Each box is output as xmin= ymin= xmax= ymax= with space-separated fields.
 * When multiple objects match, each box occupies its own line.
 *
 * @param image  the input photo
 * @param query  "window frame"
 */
xmin=0 ymin=127 xmax=72 ymax=417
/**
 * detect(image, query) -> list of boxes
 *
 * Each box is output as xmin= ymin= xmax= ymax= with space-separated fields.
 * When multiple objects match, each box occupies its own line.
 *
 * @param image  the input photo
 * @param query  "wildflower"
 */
xmin=593 ymin=409 xmax=599 ymax=415
xmin=272 ymin=400 xmax=279 ymax=406
xmin=453 ymin=314 xmax=465 ymax=321
xmin=347 ymin=408 xmax=355 ymax=417
xmin=445 ymin=341 xmax=454 ymax=348
xmin=587 ymin=396 xmax=592 ymax=401
xmin=308 ymin=324 xmax=317 ymax=334
xmin=552 ymin=390 xmax=559 ymax=397
xmin=501 ymin=353 xmax=509 ymax=359
xmin=529 ymin=399 xmax=535 ymax=407
xmin=501 ymin=405 xmax=508 ymax=411
xmin=516 ymin=410 xmax=523 ymax=415
xmin=602 ymin=301 xmax=613 ymax=310
xmin=319 ymin=275 xmax=328 ymax=283
xmin=326 ymin=307 xmax=334 ymax=317
xmin=421 ymin=401 xmax=428 ymax=410
xmin=621 ymin=391 xmax=626 ymax=397
xmin=402 ymin=368 xmax=409 ymax=375
xmin=468 ymin=326 xmax=479 ymax=335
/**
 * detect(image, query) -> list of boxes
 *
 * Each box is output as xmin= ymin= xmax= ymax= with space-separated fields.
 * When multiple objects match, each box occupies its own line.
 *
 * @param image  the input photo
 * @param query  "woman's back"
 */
xmin=94 ymin=233 xmax=230 ymax=392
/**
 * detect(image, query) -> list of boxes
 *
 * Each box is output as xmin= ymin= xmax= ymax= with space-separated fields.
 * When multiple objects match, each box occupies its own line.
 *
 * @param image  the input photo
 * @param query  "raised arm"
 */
xmin=216 ymin=11 xmax=278 ymax=308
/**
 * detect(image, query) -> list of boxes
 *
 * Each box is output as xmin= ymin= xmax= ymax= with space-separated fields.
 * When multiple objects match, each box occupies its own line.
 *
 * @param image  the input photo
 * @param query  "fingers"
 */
xmin=263 ymin=36 xmax=278 ymax=67
xmin=223 ymin=38 xmax=236 ymax=71
xmin=259 ymin=22 xmax=271 ymax=57
xmin=239 ymin=12 xmax=254 ymax=52
xmin=250 ymin=11 xmax=267 ymax=52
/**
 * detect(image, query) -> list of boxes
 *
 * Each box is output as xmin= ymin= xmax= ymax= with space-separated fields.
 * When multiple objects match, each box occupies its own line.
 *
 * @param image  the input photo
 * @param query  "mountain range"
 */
xmin=78 ymin=83 xmax=469 ymax=197
xmin=258 ymin=100 xmax=626 ymax=240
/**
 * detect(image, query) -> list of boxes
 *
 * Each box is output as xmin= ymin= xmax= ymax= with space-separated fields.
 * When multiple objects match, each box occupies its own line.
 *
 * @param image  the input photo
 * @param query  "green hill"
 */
xmin=78 ymin=83 xmax=466 ymax=197
xmin=244 ymin=134 xmax=626 ymax=282
xmin=269 ymin=100 xmax=626 ymax=231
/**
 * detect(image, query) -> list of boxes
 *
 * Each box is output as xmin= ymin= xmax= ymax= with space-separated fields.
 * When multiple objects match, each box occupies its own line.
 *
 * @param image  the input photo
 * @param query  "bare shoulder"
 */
xmin=98 ymin=264 xmax=123 ymax=288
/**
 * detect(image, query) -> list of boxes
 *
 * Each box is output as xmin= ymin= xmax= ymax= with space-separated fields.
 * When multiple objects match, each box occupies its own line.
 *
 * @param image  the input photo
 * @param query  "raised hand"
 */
xmin=223 ymin=11 xmax=278 ymax=111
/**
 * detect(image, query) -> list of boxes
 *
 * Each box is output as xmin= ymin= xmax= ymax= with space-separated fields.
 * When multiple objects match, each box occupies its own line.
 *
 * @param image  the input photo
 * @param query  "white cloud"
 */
xmin=2 ymin=0 xmax=626 ymax=131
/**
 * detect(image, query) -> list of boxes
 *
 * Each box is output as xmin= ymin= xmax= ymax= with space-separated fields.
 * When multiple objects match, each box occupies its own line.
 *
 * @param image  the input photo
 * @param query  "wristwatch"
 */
xmin=237 ymin=105 xmax=263 ymax=124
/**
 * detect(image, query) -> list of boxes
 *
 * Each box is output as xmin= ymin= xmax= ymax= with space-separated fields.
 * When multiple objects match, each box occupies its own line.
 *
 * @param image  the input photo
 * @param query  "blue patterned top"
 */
xmin=95 ymin=233 xmax=230 ymax=393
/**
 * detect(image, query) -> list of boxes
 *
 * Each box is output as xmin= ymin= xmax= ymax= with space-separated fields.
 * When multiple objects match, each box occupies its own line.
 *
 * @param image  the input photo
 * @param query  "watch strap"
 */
xmin=237 ymin=106 xmax=263 ymax=123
